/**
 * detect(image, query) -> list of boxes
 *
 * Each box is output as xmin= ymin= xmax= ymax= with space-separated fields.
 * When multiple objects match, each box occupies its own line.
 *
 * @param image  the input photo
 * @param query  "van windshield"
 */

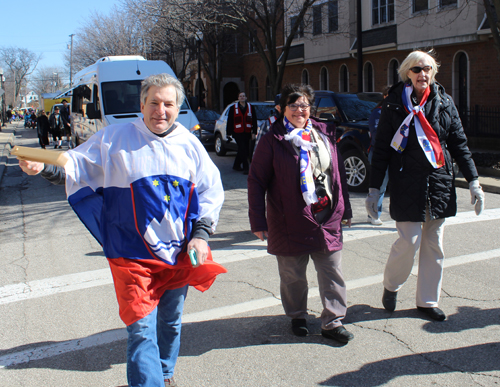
xmin=102 ymin=80 xmax=190 ymax=115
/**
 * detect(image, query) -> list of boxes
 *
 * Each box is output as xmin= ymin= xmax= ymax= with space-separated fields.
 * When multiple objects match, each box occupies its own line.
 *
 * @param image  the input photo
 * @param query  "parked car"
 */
xmin=194 ymin=109 xmax=219 ymax=144
xmin=214 ymin=101 xmax=276 ymax=156
xmin=313 ymin=91 xmax=383 ymax=192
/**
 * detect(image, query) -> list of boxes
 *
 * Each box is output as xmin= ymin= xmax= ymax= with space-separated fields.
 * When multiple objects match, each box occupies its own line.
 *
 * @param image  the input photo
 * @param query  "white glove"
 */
xmin=469 ymin=180 xmax=484 ymax=216
xmin=365 ymin=188 xmax=380 ymax=220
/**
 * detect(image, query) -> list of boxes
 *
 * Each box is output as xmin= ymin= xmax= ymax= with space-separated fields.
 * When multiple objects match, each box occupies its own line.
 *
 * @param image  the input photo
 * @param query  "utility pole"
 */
xmin=357 ymin=0 xmax=363 ymax=93
xmin=69 ymin=34 xmax=75 ymax=86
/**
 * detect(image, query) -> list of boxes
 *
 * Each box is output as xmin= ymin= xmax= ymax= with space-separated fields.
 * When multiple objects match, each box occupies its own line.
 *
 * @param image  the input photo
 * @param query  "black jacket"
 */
xmin=370 ymin=81 xmax=478 ymax=222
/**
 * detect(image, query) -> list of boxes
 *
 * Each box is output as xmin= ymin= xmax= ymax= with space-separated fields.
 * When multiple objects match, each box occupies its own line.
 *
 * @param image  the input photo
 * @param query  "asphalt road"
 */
xmin=1 ymin=124 xmax=499 ymax=387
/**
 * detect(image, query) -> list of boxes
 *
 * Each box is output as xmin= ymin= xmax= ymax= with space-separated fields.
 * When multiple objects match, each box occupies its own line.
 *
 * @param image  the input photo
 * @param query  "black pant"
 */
xmin=233 ymin=132 xmax=251 ymax=171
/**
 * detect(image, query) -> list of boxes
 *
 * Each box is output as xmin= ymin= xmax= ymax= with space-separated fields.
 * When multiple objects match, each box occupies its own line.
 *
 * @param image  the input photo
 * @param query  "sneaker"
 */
xmin=417 ymin=306 xmax=446 ymax=321
xmin=321 ymin=326 xmax=354 ymax=343
xmin=368 ymin=215 xmax=383 ymax=225
xmin=164 ymin=377 xmax=177 ymax=386
xmin=291 ymin=318 xmax=308 ymax=336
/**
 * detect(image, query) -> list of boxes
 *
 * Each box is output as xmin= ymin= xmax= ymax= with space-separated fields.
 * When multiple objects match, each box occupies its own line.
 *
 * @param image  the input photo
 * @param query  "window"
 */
xmin=388 ymin=59 xmax=399 ymax=86
xmin=317 ymin=97 xmax=340 ymax=121
xmin=328 ymin=1 xmax=339 ymax=32
xmin=364 ymin=63 xmax=374 ymax=92
xmin=249 ymin=76 xmax=259 ymax=101
xmin=223 ymin=34 xmax=237 ymax=54
xmin=339 ymin=65 xmax=349 ymax=92
xmin=413 ymin=0 xmax=428 ymax=13
xmin=320 ymin=67 xmax=329 ymax=90
xmin=302 ymin=69 xmax=309 ymax=85
xmin=372 ymin=0 xmax=394 ymax=25
xmin=290 ymin=16 xmax=304 ymax=39
xmin=439 ymin=0 xmax=457 ymax=7
xmin=313 ymin=5 xmax=323 ymax=36
xmin=248 ymin=30 xmax=257 ymax=53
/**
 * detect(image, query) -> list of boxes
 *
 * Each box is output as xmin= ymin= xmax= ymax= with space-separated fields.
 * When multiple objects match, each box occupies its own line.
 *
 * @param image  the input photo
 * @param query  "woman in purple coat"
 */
xmin=248 ymin=84 xmax=354 ymax=344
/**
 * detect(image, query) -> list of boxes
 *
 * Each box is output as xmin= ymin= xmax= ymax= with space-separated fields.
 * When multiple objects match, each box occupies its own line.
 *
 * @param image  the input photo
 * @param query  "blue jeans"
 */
xmin=126 ymin=285 xmax=188 ymax=387
xmin=368 ymin=149 xmax=389 ymax=217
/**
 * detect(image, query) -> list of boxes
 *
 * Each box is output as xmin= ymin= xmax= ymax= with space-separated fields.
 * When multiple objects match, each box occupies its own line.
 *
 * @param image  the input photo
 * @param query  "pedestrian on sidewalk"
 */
xmin=18 ymin=73 xmax=227 ymax=387
xmin=366 ymin=85 xmax=390 ymax=226
xmin=248 ymin=83 xmax=354 ymax=344
xmin=36 ymin=110 xmax=50 ymax=149
xmin=60 ymin=99 xmax=72 ymax=147
xmin=366 ymin=49 xmax=485 ymax=322
xmin=48 ymin=107 xmax=64 ymax=149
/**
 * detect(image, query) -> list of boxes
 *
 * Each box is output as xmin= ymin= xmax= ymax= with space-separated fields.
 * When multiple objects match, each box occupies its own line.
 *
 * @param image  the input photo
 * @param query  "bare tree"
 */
xmin=30 ymin=67 xmax=66 ymax=96
xmin=64 ymin=5 xmax=151 ymax=73
xmin=0 ymin=47 xmax=41 ymax=107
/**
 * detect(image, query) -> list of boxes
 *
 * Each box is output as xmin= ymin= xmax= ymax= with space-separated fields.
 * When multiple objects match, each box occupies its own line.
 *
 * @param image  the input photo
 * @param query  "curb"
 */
xmin=455 ymin=175 xmax=500 ymax=194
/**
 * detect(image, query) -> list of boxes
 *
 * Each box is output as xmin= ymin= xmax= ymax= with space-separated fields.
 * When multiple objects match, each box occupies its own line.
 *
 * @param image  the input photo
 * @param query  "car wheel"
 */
xmin=214 ymin=133 xmax=227 ymax=156
xmin=342 ymin=149 xmax=370 ymax=192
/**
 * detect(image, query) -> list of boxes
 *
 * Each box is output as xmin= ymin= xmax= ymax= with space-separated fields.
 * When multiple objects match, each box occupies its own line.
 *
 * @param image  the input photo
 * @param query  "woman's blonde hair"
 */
xmin=398 ymin=49 xmax=440 ymax=84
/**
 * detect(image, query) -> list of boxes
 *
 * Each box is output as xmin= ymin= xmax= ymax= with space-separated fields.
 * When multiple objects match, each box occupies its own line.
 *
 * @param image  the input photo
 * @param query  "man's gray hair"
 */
xmin=140 ymin=73 xmax=185 ymax=107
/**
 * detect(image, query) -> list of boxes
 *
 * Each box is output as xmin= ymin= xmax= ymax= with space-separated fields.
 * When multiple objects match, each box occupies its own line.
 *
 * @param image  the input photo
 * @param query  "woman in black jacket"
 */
xmin=366 ymin=49 xmax=485 ymax=321
xmin=36 ymin=110 xmax=50 ymax=149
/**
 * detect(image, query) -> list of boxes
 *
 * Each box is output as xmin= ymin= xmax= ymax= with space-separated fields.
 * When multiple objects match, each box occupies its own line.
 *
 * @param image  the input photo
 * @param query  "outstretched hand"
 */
xmin=19 ymin=159 xmax=44 ymax=175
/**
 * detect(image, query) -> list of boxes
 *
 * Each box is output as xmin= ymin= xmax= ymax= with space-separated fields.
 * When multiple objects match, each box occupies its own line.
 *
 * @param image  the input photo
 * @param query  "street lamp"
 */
xmin=195 ymin=30 xmax=203 ymax=141
xmin=0 ymin=67 xmax=5 ymax=129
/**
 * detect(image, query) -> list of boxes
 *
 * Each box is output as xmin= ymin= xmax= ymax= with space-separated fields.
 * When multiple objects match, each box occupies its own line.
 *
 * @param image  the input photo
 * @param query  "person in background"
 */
xmin=248 ymin=84 xmax=354 ymax=344
xmin=60 ymin=99 xmax=72 ymax=147
xmin=18 ymin=74 xmax=227 ymax=387
xmin=366 ymin=86 xmax=391 ymax=225
xmin=36 ymin=110 xmax=50 ymax=149
xmin=366 ymin=49 xmax=485 ymax=322
xmin=49 ymin=107 xmax=64 ymax=149
xmin=226 ymin=92 xmax=257 ymax=174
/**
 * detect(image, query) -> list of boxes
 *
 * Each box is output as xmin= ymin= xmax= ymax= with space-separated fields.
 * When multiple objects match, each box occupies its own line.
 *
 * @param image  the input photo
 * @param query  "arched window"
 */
xmin=364 ymin=62 xmax=374 ymax=92
xmin=320 ymin=67 xmax=329 ymax=90
xmin=388 ymin=59 xmax=399 ymax=86
xmin=302 ymin=69 xmax=309 ymax=85
xmin=339 ymin=65 xmax=348 ymax=92
xmin=249 ymin=76 xmax=259 ymax=101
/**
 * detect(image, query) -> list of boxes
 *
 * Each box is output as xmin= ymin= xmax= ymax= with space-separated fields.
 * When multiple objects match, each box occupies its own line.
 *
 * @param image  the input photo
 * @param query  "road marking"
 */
xmin=1 ymin=209 xmax=500 ymax=306
xmin=1 ymin=248 xmax=499 ymax=368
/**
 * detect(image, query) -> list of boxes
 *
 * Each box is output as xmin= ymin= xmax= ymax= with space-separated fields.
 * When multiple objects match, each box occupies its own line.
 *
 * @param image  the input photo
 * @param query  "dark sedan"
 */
xmin=194 ymin=109 xmax=220 ymax=144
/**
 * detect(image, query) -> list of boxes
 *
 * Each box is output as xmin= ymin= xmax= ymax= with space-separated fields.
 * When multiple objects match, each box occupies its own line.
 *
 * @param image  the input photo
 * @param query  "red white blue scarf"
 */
xmin=391 ymin=83 xmax=445 ymax=169
xmin=283 ymin=116 xmax=317 ymax=205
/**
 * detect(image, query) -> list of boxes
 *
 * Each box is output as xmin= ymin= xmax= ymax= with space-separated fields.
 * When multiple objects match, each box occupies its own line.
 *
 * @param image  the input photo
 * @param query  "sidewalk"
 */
xmin=1 ymin=123 xmax=500 ymax=194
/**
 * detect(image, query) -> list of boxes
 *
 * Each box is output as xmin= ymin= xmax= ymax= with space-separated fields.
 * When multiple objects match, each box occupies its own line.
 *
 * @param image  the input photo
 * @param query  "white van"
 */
xmin=60 ymin=56 xmax=199 ymax=145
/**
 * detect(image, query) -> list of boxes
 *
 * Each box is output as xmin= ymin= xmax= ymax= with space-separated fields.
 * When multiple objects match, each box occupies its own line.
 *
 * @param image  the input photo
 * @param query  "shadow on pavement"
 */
xmin=319 ymin=342 xmax=500 ymax=386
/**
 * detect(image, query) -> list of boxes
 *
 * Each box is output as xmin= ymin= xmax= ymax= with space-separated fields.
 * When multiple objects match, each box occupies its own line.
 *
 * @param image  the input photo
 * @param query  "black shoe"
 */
xmin=291 ymin=318 xmax=308 ymax=336
xmin=382 ymin=288 xmax=397 ymax=312
xmin=233 ymin=166 xmax=243 ymax=171
xmin=54 ymin=145 xmax=58 ymax=149
xmin=417 ymin=306 xmax=446 ymax=321
xmin=321 ymin=326 xmax=354 ymax=343
xmin=243 ymin=169 xmax=249 ymax=175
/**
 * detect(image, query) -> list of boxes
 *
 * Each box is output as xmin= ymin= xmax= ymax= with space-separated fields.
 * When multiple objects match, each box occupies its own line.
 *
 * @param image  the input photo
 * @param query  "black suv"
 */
xmin=313 ymin=91 xmax=382 ymax=192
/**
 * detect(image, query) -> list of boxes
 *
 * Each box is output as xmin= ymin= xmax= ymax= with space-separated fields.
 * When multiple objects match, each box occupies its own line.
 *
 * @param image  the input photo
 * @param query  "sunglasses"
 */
xmin=410 ymin=66 xmax=432 ymax=74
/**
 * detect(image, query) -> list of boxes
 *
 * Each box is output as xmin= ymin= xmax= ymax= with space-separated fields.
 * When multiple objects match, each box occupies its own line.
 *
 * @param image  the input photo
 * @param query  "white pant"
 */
xmin=383 ymin=209 xmax=445 ymax=308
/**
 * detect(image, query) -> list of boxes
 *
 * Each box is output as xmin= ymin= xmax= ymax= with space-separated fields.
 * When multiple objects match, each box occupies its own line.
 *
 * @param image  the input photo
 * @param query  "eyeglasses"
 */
xmin=410 ymin=66 xmax=432 ymax=74
xmin=287 ymin=104 xmax=311 ymax=111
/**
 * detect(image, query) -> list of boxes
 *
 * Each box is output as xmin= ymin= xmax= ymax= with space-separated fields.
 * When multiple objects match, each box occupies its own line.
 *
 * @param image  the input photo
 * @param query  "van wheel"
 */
xmin=342 ymin=149 xmax=370 ymax=192
xmin=215 ymin=133 xmax=227 ymax=156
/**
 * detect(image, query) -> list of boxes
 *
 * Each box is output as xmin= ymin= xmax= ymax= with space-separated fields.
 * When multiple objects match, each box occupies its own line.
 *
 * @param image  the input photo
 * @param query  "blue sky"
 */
xmin=0 ymin=0 xmax=118 ymax=74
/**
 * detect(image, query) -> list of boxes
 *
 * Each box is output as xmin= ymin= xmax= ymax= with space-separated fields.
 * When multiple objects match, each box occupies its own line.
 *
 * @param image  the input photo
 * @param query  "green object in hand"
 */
xmin=189 ymin=249 xmax=198 ymax=266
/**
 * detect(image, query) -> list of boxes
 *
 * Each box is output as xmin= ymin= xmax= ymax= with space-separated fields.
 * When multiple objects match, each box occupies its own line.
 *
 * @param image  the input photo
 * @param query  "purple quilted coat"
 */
xmin=248 ymin=118 xmax=352 ymax=256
